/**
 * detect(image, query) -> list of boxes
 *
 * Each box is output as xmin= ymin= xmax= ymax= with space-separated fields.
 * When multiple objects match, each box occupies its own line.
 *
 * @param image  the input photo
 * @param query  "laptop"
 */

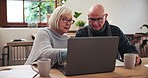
xmin=58 ymin=36 xmax=119 ymax=76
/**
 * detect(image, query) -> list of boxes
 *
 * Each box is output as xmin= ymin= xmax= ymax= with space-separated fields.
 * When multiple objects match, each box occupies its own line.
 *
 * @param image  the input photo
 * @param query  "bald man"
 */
xmin=76 ymin=4 xmax=141 ymax=65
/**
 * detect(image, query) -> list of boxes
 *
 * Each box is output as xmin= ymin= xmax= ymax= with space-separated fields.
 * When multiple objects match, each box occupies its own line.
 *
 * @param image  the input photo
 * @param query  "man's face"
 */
xmin=88 ymin=13 xmax=107 ymax=30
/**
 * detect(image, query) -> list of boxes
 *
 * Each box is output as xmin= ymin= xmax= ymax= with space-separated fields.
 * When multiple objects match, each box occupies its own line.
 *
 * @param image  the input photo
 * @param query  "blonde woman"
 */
xmin=25 ymin=6 xmax=75 ymax=67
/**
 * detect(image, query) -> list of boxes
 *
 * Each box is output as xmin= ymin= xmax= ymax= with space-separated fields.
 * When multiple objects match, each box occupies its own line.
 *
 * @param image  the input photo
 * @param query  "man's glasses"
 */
xmin=61 ymin=17 xmax=75 ymax=24
xmin=88 ymin=14 xmax=106 ymax=22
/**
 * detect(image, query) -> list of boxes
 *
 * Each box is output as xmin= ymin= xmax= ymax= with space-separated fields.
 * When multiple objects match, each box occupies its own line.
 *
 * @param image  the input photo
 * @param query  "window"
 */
xmin=1 ymin=0 xmax=66 ymax=28
xmin=7 ymin=1 xmax=24 ymax=22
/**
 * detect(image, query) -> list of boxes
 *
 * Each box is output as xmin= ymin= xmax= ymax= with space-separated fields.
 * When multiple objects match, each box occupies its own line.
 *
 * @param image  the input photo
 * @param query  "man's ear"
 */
xmin=88 ymin=14 xmax=89 ymax=18
xmin=104 ymin=13 xmax=108 ymax=20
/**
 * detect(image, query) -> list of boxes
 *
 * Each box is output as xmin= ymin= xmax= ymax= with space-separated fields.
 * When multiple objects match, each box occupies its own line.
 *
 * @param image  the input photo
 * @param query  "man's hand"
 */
xmin=135 ymin=54 xmax=142 ymax=65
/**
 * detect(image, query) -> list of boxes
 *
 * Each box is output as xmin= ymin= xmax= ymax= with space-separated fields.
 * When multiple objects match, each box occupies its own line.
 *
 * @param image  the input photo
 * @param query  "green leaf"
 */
xmin=74 ymin=12 xmax=82 ymax=18
xmin=75 ymin=20 xmax=86 ymax=27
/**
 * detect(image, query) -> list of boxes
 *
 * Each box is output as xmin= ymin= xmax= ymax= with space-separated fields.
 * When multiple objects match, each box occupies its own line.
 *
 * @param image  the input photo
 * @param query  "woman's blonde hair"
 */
xmin=48 ymin=6 xmax=72 ymax=29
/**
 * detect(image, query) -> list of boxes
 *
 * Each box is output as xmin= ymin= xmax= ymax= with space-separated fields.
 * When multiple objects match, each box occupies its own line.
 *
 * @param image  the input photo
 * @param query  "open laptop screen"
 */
xmin=60 ymin=36 xmax=119 ymax=76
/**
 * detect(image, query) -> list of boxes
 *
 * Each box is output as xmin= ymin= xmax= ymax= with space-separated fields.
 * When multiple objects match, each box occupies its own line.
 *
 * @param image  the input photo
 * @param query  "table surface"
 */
xmin=0 ymin=58 xmax=148 ymax=78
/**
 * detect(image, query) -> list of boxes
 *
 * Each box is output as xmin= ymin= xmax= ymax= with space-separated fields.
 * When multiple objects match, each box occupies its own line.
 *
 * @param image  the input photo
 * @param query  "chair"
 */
xmin=126 ymin=34 xmax=148 ymax=57
xmin=2 ymin=41 xmax=33 ymax=66
xmin=139 ymin=36 xmax=148 ymax=57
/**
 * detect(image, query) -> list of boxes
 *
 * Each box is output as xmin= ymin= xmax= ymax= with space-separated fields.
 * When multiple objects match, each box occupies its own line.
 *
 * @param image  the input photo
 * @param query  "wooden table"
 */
xmin=0 ymin=58 xmax=148 ymax=78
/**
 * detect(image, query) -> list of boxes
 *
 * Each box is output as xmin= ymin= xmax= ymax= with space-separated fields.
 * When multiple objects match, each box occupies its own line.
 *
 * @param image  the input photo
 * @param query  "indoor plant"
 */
xmin=140 ymin=24 xmax=148 ymax=48
xmin=73 ymin=12 xmax=86 ymax=28
xmin=136 ymin=24 xmax=148 ymax=48
xmin=73 ymin=12 xmax=82 ymax=19
xmin=75 ymin=20 xmax=86 ymax=28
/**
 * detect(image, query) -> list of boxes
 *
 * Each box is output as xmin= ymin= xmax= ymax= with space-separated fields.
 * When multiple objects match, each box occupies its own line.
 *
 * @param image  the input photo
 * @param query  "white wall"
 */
xmin=65 ymin=0 xmax=148 ymax=34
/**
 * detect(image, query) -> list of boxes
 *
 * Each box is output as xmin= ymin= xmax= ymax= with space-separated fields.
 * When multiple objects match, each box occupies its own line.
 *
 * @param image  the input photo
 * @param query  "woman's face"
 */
xmin=58 ymin=14 xmax=74 ymax=35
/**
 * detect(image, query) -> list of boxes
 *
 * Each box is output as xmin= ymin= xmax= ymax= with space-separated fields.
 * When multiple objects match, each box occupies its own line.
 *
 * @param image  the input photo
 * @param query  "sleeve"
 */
xmin=75 ymin=27 xmax=88 ymax=37
xmin=75 ymin=30 xmax=82 ymax=37
xmin=117 ymin=27 xmax=138 ymax=59
xmin=25 ymin=29 xmax=67 ymax=66
xmin=41 ymin=48 xmax=67 ymax=66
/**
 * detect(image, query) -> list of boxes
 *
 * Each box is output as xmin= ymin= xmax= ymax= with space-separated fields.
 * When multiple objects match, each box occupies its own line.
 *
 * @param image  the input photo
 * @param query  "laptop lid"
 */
xmin=63 ymin=36 xmax=119 ymax=76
